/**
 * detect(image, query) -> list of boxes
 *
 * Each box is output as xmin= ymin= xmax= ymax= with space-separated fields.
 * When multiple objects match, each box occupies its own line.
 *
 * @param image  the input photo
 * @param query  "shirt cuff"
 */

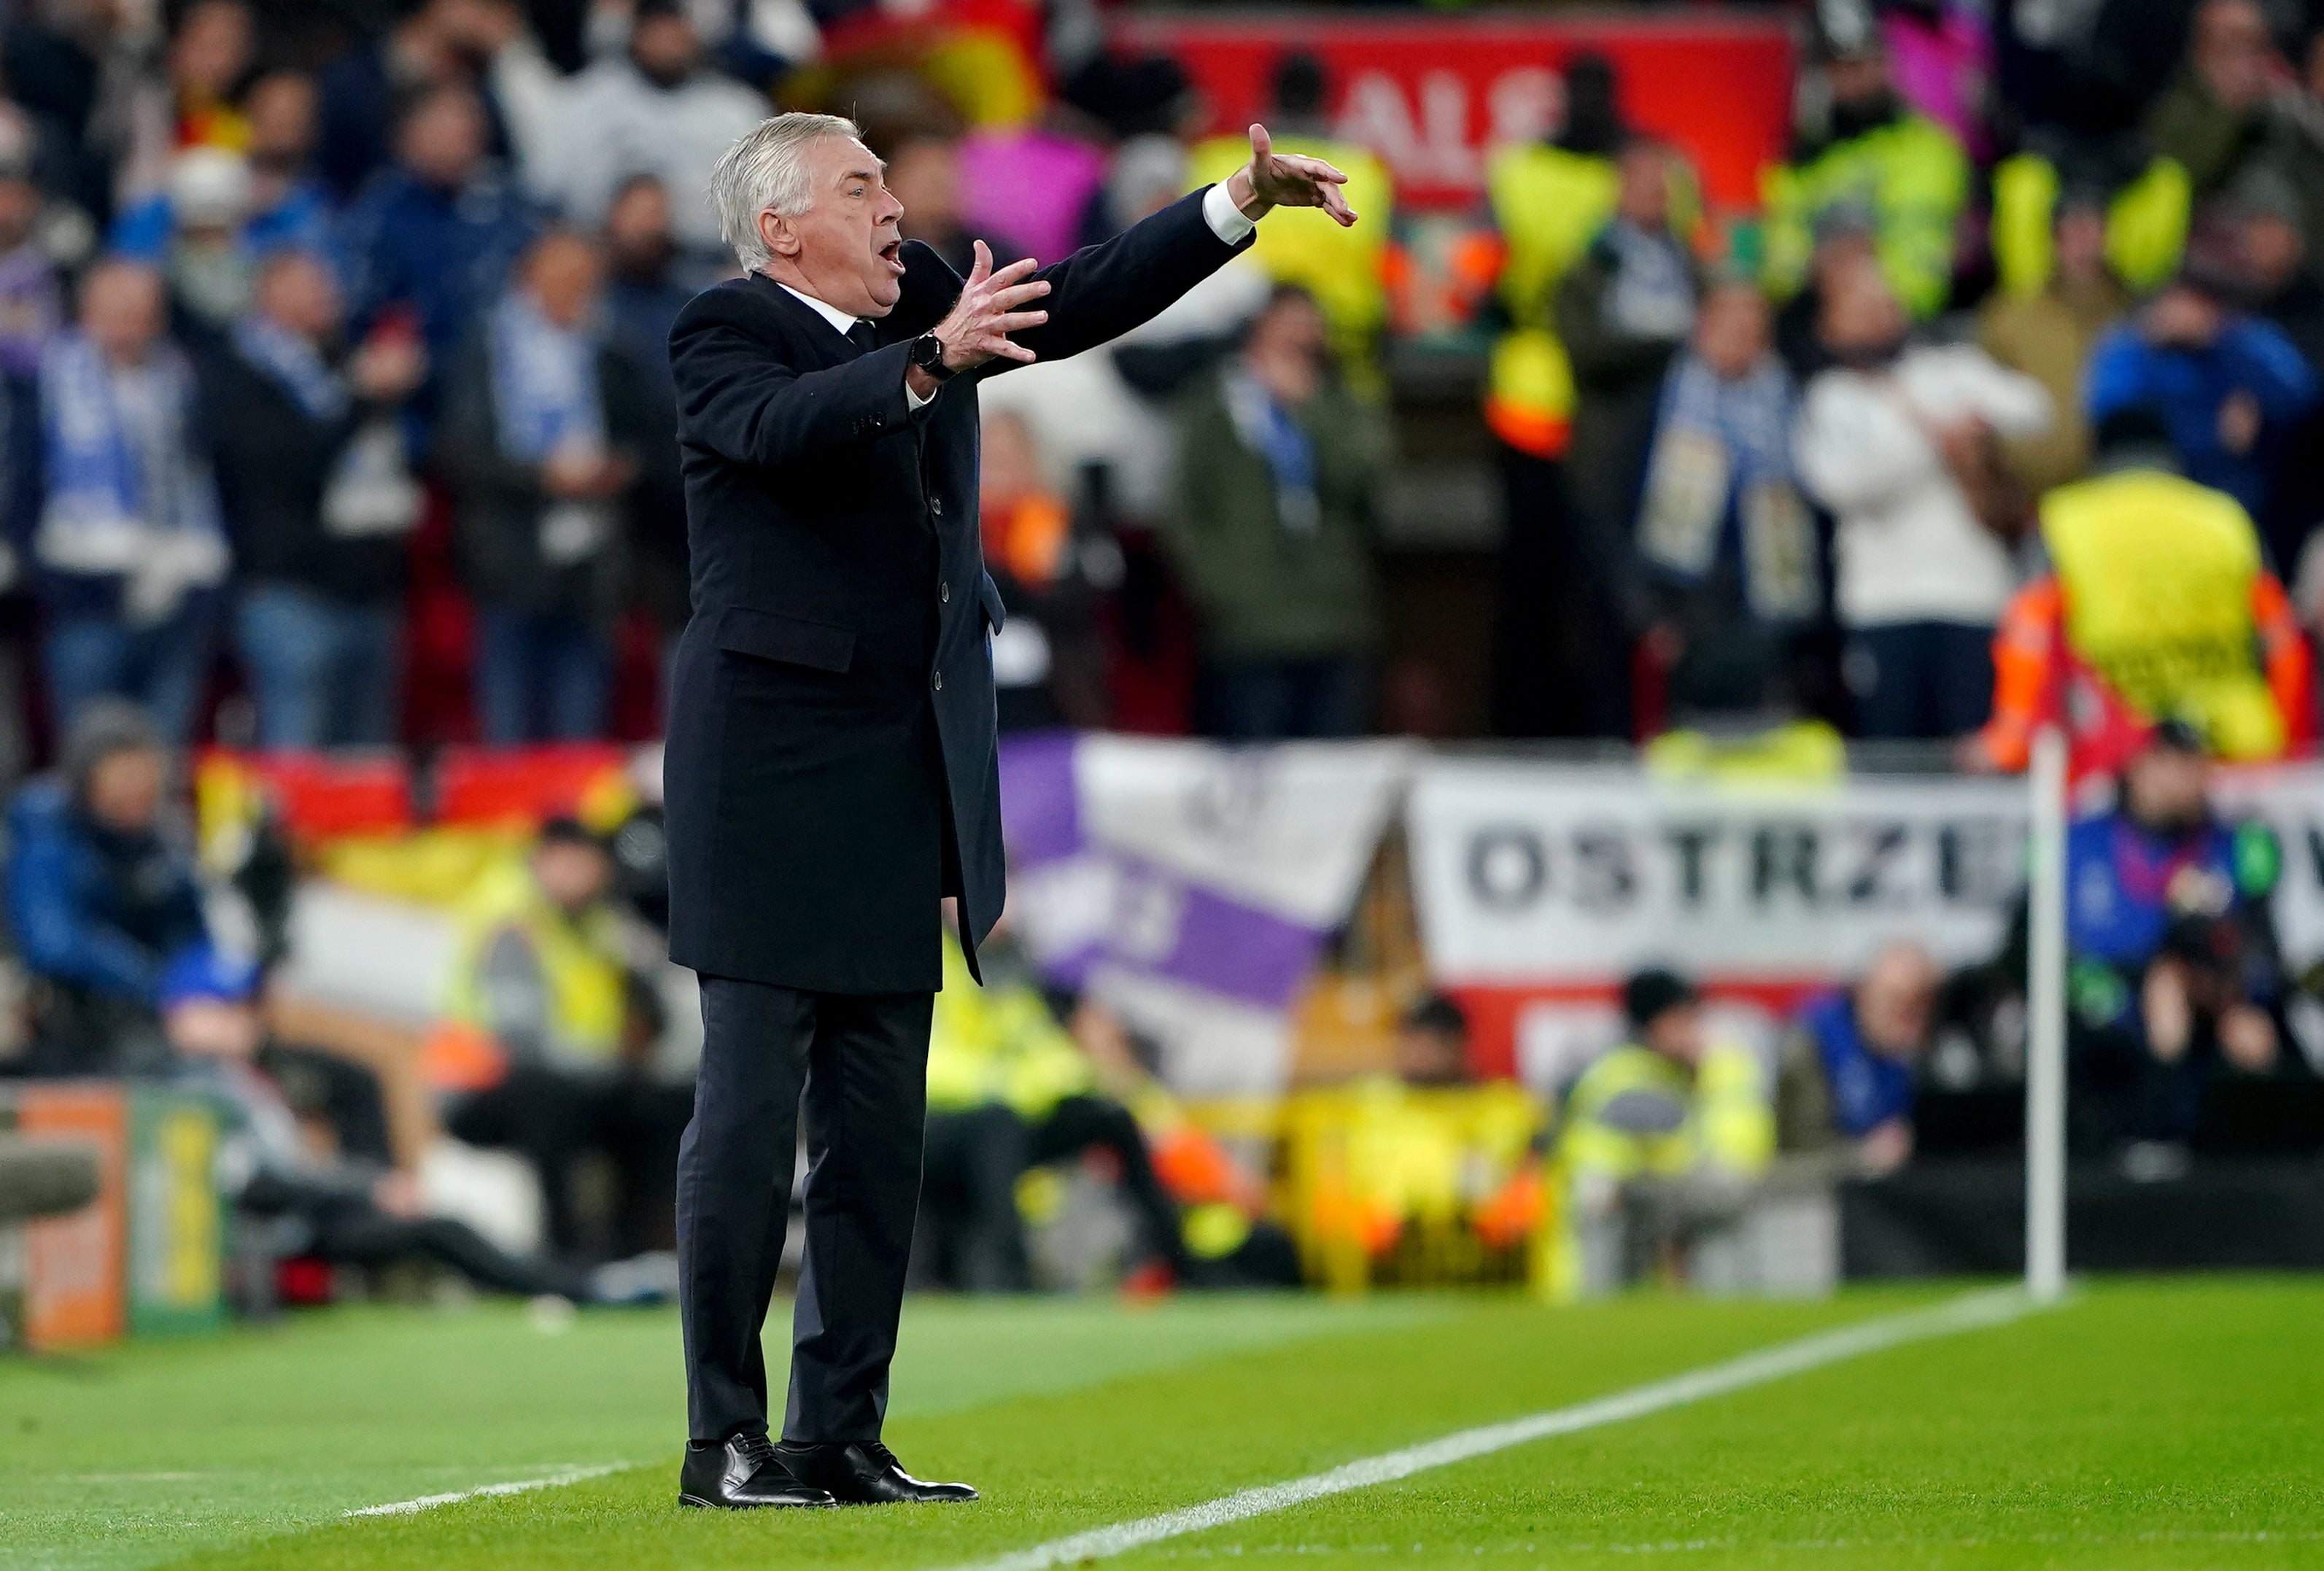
xmin=906 ymin=376 xmax=934 ymax=411
xmin=1203 ymin=181 xmax=1257 ymax=247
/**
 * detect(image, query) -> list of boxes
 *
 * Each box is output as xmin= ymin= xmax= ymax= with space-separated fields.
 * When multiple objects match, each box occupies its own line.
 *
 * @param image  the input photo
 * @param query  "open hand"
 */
xmin=1226 ymin=123 xmax=1356 ymax=228
xmin=931 ymin=241 xmax=1050 ymax=374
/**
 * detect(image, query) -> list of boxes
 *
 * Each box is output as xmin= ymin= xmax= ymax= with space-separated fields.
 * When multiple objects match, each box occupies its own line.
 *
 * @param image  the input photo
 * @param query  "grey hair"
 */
xmin=710 ymin=112 xmax=864 ymax=274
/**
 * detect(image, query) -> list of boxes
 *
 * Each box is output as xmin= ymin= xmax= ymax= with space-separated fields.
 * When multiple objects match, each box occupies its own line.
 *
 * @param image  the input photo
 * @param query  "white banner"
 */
xmin=1407 ymin=761 xmax=2035 ymax=985
xmin=1409 ymin=759 xmax=2324 ymax=992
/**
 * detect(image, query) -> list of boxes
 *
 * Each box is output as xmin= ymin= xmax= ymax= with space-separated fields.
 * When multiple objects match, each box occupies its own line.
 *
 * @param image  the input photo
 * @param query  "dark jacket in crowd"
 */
xmin=1554 ymin=224 xmax=1700 ymax=637
xmin=198 ymin=343 xmax=408 ymax=607
xmin=662 ymin=189 xmax=1247 ymax=994
xmin=338 ymin=167 xmax=541 ymax=370
xmin=4 ymin=777 xmax=207 ymax=1074
xmin=604 ymin=274 xmax=693 ymax=634
xmin=435 ymin=331 xmax=662 ymax=625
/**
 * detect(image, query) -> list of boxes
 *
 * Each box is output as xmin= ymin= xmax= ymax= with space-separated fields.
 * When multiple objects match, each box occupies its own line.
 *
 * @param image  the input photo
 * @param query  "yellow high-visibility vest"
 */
xmin=1481 ymin=144 xmax=1622 ymax=458
xmin=1762 ymin=113 xmax=1969 ymax=318
xmin=1991 ymin=152 xmax=2191 ymax=299
xmin=2042 ymin=470 xmax=2284 ymax=759
xmin=926 ymin=933 xmax=1093 ymax=1122
xmin=1559 ymin=1041 xmax=1772 ymax=1182
xmin=441 ymin=861 xmax=627 ymax=1064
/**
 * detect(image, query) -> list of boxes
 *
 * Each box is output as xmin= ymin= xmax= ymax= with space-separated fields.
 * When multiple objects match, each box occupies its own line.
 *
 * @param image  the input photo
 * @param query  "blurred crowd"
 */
xmin=0 ymin=0 xmax=2313 ymax=760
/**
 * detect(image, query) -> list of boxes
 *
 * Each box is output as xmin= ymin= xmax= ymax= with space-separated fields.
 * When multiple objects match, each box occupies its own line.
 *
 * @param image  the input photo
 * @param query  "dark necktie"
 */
xmin=846 ymin=320 xmax=877 ymax=354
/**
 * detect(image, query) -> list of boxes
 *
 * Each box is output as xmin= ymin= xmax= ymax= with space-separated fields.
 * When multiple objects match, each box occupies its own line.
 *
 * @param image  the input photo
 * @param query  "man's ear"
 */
xmin=759 ymin=208 xmax=799 ymax=261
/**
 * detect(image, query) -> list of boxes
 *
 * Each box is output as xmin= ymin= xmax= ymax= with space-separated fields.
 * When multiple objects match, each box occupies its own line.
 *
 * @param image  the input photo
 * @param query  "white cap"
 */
xmin=167 ymin=147 xmax=253 ymax=228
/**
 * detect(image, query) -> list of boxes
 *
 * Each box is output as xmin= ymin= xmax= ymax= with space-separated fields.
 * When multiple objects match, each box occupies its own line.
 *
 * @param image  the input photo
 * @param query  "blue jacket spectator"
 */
xmin=1775 ymin=942 xmax=1938 ymax=1173
xmin=338 ymin=82 xmax=540 ymax=404
xmin=6 ymin=700 xmax=209 ymax=1075
xmin=2061 ymin=721 xmax=2291 ymax=1145
xmin=107 ymin=67 xmax=338 ymax=282
xmin=2085 ymin=281 xmax=2319 ymax=520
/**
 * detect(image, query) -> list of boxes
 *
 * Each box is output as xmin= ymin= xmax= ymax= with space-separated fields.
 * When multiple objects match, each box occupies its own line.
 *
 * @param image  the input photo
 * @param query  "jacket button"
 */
xmin=939 ymin=580 xmax=950 ymax=603
xmin=930 ymin=497 xmax=943 ymax=517
xmin=931 ymin=671 xmax=944 ymax=692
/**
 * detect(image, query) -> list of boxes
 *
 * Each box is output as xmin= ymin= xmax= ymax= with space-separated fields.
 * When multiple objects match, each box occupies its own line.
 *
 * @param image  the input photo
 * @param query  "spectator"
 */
xmin=1777 ymin=941 xmax=1940 ymax=1173
xmin=1 ymin=2 xmax=113 ymax=225
xmin=886 ymin=126 xmax=1027 ymax=278
xmin=1978 ymin=193 xmax=2131 ymax=494
xmin=599 ymin=176 xmax=691 ymax=683
xmin=1881 ymin=0 xmax=1998 ymax=159
xmin=107 ymin=0 xmax=254 ymax=206
xmin=1554 ymin=139 xmax=1703 ymax=735
xmin=2230 ymin=171 xmax=2324 ymax=565
xmin=1481 ymin=51 xmax=1627 ymax=739
xmin=1161 ymin=286 xmax=1387 ymax=741
xmin=0 ymin=112 xmax=63 ymax=379
xmin=438 ymin=228 xmax=648 ymax=744
xmin=1794 ymin=257 xmax=2052 ymax=740
xmin=1634 ymin=279 xmax=1816 ymax=723
xmin=162 ymin=942 xmax=655 ymax=1304
xmin=1764 ymin=9 xmax=1970 ymax=321
xmin=1970 ymin=406 xmax=2314 ymax=771
xmin=977 ymin=408 xmax=1083 ymax=731
xmin=339 ymin=81 xmax=541 ymax=389
xmin=1394 ymin=993 xmax=1476 ymax=1087
xmin=2144 ymin=0 xmax=2292 ymax=203
xmin=317 ymin=0 xmax=546 ymax=203
xmin=1772 ymin=202 xmax=1880 ymax=382
xmin=110 ymin=70 xmax=336 ymax=279
xmin=1556 ymin=968 xmax=1773 ymax=1298
xmin=2084 ymin=269 xmax=2317 ymax=520
xmin=534 ymin=0 xmax=767 ymax=268
xmin=132 ymin=147 xmax=256 ymax=334
xmin=2059 ymin=721 xmax=2296 ymax=1150
xmin=457 ymin=0 xmax=566 ymax=185
xmin=1188 ymin=52 xmax=1395 ymax=399
xmin=428 ymin=818 xmax=690 ymax=1264
xmin=1278 ymin=993 xmax=1548 ymax=1289
xmin=917 ymin=928 xmax=1191 ymax=1292
xmin=5 ymin=700 xmax=207 ymax=1075
xmin=600 ymin=176 xmax=692 ymax=382
xmin=34 ymin=259 xmax=227 ymax=744
xmin=203 ymin=249 xmax=426 ymax=750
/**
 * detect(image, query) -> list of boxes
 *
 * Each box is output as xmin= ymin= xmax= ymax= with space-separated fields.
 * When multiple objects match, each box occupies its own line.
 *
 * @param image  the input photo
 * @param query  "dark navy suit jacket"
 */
xmin=662 ymin=187 xmax=1250 ymax=993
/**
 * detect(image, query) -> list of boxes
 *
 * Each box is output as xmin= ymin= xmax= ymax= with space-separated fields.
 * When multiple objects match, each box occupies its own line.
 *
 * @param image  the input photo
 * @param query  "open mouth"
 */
xmin=878 ymin=237 xmax=903 ymax=274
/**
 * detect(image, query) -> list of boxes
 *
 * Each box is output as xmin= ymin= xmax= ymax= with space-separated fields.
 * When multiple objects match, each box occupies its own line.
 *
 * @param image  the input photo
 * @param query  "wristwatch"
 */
xmin=910 ymin=333 xmax=957 ymax=383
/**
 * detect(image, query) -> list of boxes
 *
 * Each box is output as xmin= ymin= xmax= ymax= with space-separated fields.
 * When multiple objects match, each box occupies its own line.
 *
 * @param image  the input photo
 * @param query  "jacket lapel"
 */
xmin=748 ymin=274 xmax=862 ymax=368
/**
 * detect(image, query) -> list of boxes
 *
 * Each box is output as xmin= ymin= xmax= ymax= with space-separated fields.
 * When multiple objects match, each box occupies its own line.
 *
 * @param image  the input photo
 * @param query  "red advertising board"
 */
xmin=1109 ymin=10 xmax=1797 ymax=213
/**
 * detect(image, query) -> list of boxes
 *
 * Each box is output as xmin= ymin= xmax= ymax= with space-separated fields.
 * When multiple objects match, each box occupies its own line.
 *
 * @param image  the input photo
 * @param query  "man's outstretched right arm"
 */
xmin=670 ymin=292 xmax=915 ymax=470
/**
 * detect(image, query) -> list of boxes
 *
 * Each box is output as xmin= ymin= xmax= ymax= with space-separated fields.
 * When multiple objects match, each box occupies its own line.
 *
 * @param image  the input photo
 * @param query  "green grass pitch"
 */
xmin=2 ymin=1278 xmax=2318 ymax=1570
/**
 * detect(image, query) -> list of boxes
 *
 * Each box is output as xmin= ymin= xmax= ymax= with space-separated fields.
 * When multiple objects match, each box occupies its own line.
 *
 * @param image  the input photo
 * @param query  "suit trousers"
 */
xmin=677 ymin=973 xmax=933 ymax=1444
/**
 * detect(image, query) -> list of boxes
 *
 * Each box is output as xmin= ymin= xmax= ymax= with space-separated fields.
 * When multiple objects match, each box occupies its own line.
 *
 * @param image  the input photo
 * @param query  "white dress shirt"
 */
xmin=773 ymin=182 xmax=1258 ymax=411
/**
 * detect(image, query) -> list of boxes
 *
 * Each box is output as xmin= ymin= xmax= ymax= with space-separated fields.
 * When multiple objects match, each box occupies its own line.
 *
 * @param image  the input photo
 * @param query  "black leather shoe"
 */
xmin=775 ymin=1440 xmax=977 ymax=1504
xmin=678 ymin=1433 xmax=840 ymax=1509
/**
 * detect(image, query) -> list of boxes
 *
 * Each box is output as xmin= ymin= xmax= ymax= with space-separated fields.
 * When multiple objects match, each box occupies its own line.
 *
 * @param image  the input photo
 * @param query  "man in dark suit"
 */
xmin=665 ymin=112 xmax=1354 ymax=1510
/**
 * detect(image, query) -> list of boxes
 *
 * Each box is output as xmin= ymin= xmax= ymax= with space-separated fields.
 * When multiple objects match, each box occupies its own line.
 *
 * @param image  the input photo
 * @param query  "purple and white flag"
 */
xmin=999 ymin=734 xmax=1414 ymax=1095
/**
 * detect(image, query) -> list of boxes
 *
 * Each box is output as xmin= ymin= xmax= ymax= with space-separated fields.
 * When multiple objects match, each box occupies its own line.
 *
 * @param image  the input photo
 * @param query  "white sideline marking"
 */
xmin=346 ymin=1462 xmax=627 ymax=1518
xmin=950 ymin=1287 xmax=2047 ymax=1571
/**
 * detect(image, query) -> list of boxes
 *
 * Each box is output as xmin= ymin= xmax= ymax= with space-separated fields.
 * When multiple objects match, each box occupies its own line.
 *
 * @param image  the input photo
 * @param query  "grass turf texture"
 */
xmin=0 ymin=1280 xmax=2314 ymax=1570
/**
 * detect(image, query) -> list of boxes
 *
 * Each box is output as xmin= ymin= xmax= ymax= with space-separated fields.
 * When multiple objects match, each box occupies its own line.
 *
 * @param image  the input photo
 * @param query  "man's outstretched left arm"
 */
xmin=972 ymin=124 xmax=1355 ymax=376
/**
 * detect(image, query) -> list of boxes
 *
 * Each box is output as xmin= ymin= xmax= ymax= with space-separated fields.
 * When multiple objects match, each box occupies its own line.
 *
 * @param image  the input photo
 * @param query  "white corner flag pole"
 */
xmin=2024 ymin=726 xmax=2069 ymax=1303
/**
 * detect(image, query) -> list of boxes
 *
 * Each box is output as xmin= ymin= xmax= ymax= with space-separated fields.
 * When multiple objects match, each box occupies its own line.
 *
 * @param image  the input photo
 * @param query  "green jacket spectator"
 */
xmin=1162 ymin=288 xmax=1388 ymax=740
